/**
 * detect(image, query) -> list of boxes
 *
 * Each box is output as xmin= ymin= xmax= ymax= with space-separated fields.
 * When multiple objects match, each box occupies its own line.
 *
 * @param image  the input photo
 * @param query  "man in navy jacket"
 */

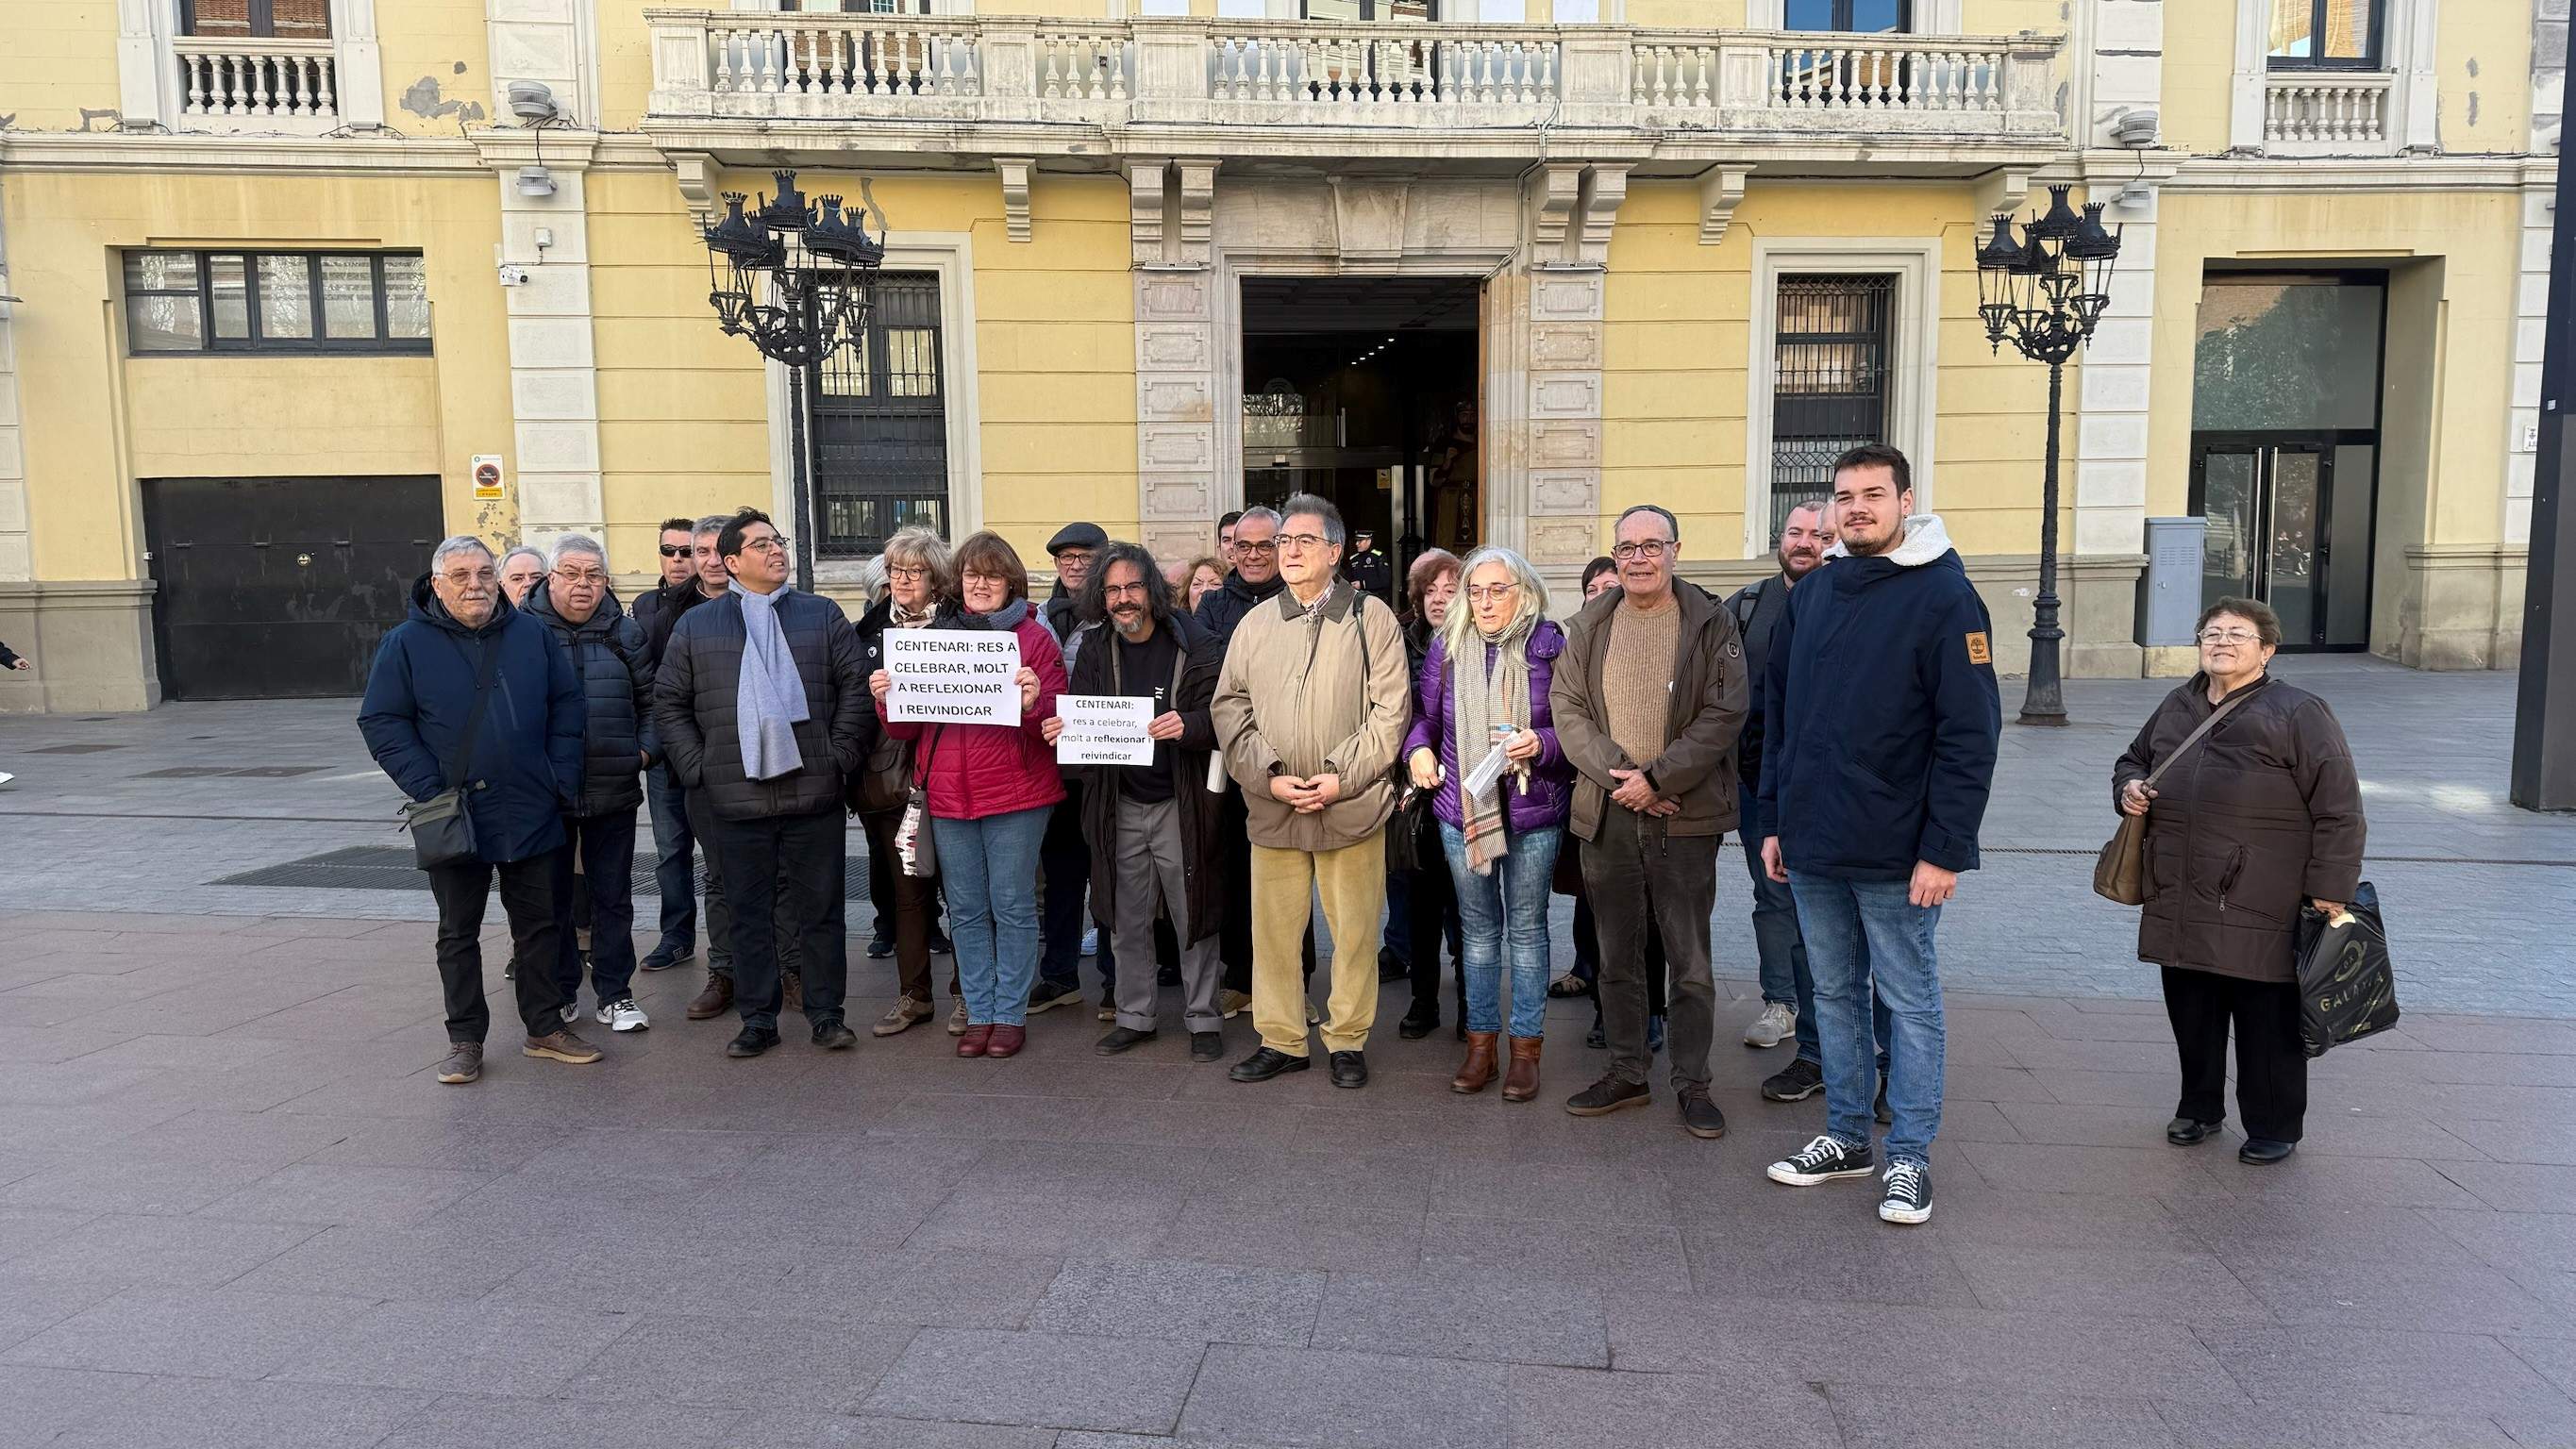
xmin=360 ymin=535 xmax=599 ymax=1086
xmin=1755 ymin=444 xmax=2000 ymax=1227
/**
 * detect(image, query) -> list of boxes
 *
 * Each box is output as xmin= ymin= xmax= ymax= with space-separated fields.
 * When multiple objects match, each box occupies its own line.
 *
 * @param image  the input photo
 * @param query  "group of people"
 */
xmin=359 ymin=438 xmax=2368 ymax=1229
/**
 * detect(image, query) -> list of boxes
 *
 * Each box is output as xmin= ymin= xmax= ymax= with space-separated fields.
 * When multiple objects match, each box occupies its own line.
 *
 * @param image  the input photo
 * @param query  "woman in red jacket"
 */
xmin=874 ymin=530 xmax=1065 ymax=1059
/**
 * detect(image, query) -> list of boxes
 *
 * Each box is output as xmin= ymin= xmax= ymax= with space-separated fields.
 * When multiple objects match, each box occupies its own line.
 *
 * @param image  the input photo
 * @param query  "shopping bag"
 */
xmin=2294 ymin=880 xmax=2400 ymax=1057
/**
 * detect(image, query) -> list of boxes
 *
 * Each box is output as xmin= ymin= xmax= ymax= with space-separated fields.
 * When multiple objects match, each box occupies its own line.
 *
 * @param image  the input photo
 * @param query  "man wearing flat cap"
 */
xmin=1035 ymin=518 xmax=1118 ymax=1017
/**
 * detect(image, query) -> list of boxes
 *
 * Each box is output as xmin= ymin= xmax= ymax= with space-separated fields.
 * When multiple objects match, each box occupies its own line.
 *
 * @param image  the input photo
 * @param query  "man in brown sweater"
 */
xmin=1550 ymin=504 xmax=1748 ymax=1139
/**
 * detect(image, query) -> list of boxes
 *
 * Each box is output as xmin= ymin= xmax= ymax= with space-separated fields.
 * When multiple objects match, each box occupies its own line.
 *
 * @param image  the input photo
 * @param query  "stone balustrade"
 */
xmin=645 ymin=8 xmax=2065 ymax=146
xmin=174 ymin=35 xmax=338 ymax=122
xmin=2263 ymin=72 xmax=2393 ymax=150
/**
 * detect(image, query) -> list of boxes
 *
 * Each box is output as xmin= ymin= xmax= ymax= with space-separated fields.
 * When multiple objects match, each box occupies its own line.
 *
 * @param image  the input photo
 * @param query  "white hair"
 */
xmin=1441 ymin=546 xmax=1549 ymax=663
xmin=547 ymin=534 xmax=606 ymax=568
xmin=430 ymin=535 xmax=494 ymax=573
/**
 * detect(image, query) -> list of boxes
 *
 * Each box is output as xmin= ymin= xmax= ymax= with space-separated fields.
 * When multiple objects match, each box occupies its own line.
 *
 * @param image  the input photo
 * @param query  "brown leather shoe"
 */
xmin=1451 ymin=1030 xmax=1498 ymax=1094
xmin=956 ymin=1024 xmax=994 ymax=1058
xmin=1501 ymin=1036 xmax=1543 ymax=1103
xmin=523 ymin=1027 xmax=603 ymax=1065
xmin=686 ymin=973 xmax=733 ymax=1021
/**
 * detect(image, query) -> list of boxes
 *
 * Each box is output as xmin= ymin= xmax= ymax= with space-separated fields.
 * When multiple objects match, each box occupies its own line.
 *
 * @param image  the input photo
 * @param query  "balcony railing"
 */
xmin=2263 ymin=71 xmax=2392 ymax=150
xmin=174 ymin=35 xmax=339 ymax=122
xmin=645 ymin=9 xmax=2064 ymax=143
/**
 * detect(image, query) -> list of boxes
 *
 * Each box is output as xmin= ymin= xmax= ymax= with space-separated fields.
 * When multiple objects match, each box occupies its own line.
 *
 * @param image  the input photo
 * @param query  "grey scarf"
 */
xmin=732 ymin=581 xmax=809 ymax=781
xmin=1452 ymin=608 xmax=1534 ymax=874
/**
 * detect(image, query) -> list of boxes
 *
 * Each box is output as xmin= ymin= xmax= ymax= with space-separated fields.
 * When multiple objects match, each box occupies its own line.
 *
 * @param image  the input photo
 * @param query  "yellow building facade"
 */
xmin=0 ymin=0 xmax=2551 ymax=709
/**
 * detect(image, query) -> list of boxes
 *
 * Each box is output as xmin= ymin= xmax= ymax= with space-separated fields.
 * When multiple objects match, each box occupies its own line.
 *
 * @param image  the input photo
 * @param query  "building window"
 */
xmin=181 ymin=0 xmax=331 ymax=39
xmin=2268 ymin=0 xmax=2381 ymax=67
xmin=812 ymin=273 xmax=949 ymax=558
xmin=1784 ymin=0 xmax=1912 ymax=31
xmin=124 ymin=251 xmax=430 ymax=355
xmin=1765 ymin=275 xmax=1894 ymax=544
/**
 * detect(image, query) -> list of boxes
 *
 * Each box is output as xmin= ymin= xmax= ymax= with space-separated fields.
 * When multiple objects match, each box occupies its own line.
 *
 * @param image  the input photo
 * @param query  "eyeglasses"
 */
xmin=1233 ymin=538 xmax=1278 ymax=555
xmin=887 ymin=564 xmax=931 ymax=583
xmin=440 ymin=568 xmax=497 ymax=586
xmin=2198 ymin=627 xmax=2263 ymax=645
xmin=1464 ymin=584 xmax=1515 ymax=603
xmin=552 ymin=567 xmax=608 ymax=586
xmin=1102 ymin=581 xmax=1153 ymax=600
xmin=962 ymin=571 xmax=1011 ymax=588
xmin=658 ymin=544 xmax=690 ymax=558
xmin=1276 ymin=533 xmax=1330 ymax=553
xmin=1611 ymin=540 xmax=1671 ymax=561
xmin=739 ymin=535 xmax=790 ymax=555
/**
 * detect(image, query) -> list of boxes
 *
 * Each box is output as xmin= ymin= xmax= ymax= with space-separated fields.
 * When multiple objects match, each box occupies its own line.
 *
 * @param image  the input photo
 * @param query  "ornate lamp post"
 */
xmin=1975 ymin=182 xmax=2122 ymax=725
xmin=701 ymin=170 xmax=885 ymax=591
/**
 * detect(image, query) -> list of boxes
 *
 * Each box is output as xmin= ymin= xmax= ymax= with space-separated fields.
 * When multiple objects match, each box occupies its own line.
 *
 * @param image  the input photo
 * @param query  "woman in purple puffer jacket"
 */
xmin=1401 ymin=545 xmax=1574 ymax=1104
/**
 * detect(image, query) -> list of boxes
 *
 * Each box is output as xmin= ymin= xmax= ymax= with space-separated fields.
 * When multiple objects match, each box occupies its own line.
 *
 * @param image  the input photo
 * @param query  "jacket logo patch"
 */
xmin=1965 ymin=631 xmax=1992 ymax=665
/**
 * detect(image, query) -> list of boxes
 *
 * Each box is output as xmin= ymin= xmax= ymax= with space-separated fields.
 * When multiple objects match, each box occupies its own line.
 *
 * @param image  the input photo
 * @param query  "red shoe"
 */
xmin=957 ymin=1024 xmax=994 ymax=1058
xmin=986 ymin=1024 xmax=1026 ymax=1059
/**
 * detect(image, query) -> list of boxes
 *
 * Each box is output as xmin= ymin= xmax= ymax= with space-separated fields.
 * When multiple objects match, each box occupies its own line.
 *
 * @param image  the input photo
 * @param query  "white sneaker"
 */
xmin=559 ymin=1002 xmax=580 ymax=1024
xmin=1742 ymin=1001 xmax=1796 ymax=1049
xmin=594 ymin=998 xmax=650 ymax=1033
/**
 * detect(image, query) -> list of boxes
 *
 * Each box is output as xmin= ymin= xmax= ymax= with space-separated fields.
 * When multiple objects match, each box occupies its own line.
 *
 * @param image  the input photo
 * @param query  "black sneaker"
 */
xmin=1377 ymin=946 xmax=1409 ymax=983
xmin=638 ymin=946 xmax=690 ymax=974
xmin=1189 ymin=1031 xmax=1224 ymax=1062
xmin=726 ymin=1025 xmax=782 ymax=1059
xmin=1874 ymin=1075 xmax=1892 ymax=1125
xmin=1564 ymin=1075 xmax=1650 ymax=1116
xmin=1096 ymin=1026 xmax=1158 ymax=1056
xmin=864 ymin=932 xmax=895 ymax=960
xmin=1879 ymin=1158 xmax=1932 ymax=1224
xmin=1762 ymin=1058 xmax=1825 ymax=1102
xmin=811 ymin=1019 xmax=858 ymax=1051
xmin=1397 ymin=1009 xmax=1437 ymax=1041
xmin=1766 ymin=1133 xmax=1876 ymax=1186
xmin=1678 ymin=1090 xmax=1727 ymax=1140
xmin=1029 ymin=980 xmax=1085 ymax=1014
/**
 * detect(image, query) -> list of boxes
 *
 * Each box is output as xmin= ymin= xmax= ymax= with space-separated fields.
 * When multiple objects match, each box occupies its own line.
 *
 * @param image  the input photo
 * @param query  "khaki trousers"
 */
xmin=1250 ymin=838 xmax=1387 ymax=1057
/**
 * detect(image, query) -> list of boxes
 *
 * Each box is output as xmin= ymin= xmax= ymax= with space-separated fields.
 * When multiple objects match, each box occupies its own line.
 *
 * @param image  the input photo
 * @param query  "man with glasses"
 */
xmin=633 ymin=516 xmax=707 ymax=975
xmin=1195 ymin=506 xmax=1289 ymax=1019
xmin=655 ymin=508 xmax=873 ymax=1058
xmin=523 ymin=534 xmax=657 ymax=1034
xmin=1551 ymin=504 xmax=1748 ymax=1140
xmin=360 ymin=535 xmax=599 ymax=1085
xmin=1035 ymin=521 xmax=1119 ymax=1018
xmin=1213 ymin=493 xmax=1413 ymax=1090
xmin=1759 ymin=443 xmax=2000 ymax=1227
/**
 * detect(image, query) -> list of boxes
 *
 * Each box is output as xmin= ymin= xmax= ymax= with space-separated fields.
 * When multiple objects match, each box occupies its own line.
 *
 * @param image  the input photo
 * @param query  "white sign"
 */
xmin=1056 ymin=694 xmax=1156 ymax=766
xmin=885 ymin=629 xmax=1022 ymax=725
xmin=470 ymin=454 xmax=506 ymax=501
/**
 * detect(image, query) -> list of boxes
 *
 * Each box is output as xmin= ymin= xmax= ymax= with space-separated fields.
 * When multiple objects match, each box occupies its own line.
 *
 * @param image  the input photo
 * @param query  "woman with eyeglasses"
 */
xmin=852 ymin=526 xmax=966 ymax=1038
xmin=874 ymin=530 xmax=1065 ymax=1059
xmin=2113 ymin=596 xmax=2365 ymax=1165
xmin=1402 ymin=547 xmax=1575 ymax=1101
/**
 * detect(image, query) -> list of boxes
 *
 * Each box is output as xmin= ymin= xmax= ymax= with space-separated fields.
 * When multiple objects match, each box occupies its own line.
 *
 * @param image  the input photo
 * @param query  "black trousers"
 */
xmin=2164 ymin=965 xmax=2308 ymax=1142
xmin=1404 ymin=861 xmax=1463 ymax=1023
xmin=1039 ymin=784 xmax=1116 ymax=991
xmin=704 ymin=806 xmax=848 ymax=1031
xmin=427 ymin=850 xmax=568 ymax=1043
xmin=860 ymin=808 xmax=956 ymax=1004
xmin=688 ymin=790 xmax=802 ymax=983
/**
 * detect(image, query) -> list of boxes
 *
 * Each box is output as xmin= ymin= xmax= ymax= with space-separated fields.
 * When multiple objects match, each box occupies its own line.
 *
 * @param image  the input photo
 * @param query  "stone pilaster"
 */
xmin=1519 ymin=163 xmax=1623 ymax=571
xmin=484 ymin=134 xmax=604 ymax=553
xmin=1130 ymin=158 xmax=1223 ymax=562
xmin=0 ymin=182 xmax=28 ymax=586
xmin=2511 ymin=173 xmax=2550 ymax=548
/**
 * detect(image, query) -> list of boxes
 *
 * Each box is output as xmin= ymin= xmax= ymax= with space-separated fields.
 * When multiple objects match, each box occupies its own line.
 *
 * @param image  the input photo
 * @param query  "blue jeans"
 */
xmin=1742 ymin=823 xmax=1807 ymax=1007
xmin=1788 ymin=872 xmax=1945 ymax=1165
xmin=934 ymin=806 xmax=1049 ymax=1027
xmin=1440 ymin=821 xmax=1562 ymax=1040
xmin=552 ymin=812 xmax=638 ymax=1007
xmin=644 ymin=762 xmax=697 ymax=959
xmin=1792 ymin=936 xmax=1891 ymax=1073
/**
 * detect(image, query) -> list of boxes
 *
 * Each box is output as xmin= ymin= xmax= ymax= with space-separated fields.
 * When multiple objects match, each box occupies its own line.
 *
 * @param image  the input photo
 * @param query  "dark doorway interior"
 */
xmin=142 ymin=475 xmax=444 ymax=699
xmin=1240 ymin=274 xmax=1480 ymax=584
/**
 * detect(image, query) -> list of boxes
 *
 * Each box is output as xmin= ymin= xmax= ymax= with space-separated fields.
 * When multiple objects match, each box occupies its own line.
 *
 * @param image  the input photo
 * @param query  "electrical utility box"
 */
xmin=2137 ymin=516 xmax=2207 ymax=647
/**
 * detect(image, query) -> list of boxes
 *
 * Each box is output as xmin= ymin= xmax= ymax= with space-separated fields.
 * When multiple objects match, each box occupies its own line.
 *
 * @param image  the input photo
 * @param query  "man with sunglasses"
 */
xmin=632 ymin=517 xmax=707 ymax=976
xmin=1551 ymin=503 xmax=1748 ymax=1141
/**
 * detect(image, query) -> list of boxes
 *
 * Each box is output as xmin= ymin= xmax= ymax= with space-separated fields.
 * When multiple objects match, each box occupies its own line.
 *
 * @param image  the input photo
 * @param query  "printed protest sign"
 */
xmin=1055 ymin=694 xmax=1155 ymax=766
xmin=885 ymin=629 xmax=1021 ymax=725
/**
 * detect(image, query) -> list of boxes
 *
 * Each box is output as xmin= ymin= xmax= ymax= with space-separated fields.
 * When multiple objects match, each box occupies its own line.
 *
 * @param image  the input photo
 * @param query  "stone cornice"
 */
xmin=2162 ymin=154 xmax=2551 ymax=192
xmin=0 ymin=128 xmax=680 ymax=176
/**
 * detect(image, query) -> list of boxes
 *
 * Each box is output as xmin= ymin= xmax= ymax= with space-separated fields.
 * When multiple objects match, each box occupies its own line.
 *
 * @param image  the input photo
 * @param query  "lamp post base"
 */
xmin=2018 ymin=624 xmax=2068 ymax=725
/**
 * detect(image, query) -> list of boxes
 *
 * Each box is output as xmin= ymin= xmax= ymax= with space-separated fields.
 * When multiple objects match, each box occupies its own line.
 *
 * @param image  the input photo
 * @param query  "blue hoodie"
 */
xmin=359 ymin=575 xmax=585 ymax=864
xmin=1755 ymin=514 xmax=2001 ymax=880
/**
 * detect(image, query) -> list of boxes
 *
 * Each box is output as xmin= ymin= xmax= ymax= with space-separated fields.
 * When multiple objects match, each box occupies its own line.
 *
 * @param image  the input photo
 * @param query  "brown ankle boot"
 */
xmin=1501 ymin=1036 xmax=1543 ymax=1103
xmin=1452 ymin=1031 xmax=1499 ymax=1094
xmin=686 ymin=972 xmax=733 ymax=1021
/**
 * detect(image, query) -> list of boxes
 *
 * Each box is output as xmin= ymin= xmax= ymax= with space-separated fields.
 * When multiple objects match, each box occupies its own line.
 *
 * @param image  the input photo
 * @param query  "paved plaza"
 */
xmin=2 ymin=656 xmax=2575 ymax=1448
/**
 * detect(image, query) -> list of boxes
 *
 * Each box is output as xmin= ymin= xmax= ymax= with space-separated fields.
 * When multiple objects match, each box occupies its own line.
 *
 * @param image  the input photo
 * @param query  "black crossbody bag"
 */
xmin=398 ymin=634 xmax=506 ymax=871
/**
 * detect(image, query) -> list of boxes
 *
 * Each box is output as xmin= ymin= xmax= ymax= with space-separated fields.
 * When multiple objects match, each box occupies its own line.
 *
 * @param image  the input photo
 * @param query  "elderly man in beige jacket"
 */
xmin=1213 ymin=491 xmax=1413 ymax=1090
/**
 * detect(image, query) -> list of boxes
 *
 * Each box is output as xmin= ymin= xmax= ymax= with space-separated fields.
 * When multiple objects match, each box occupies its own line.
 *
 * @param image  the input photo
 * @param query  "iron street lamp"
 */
xmin=1976 ymin=182 xmax=2122 ymax=725
xmin=701 ymin=169 xmax=886 ymax=591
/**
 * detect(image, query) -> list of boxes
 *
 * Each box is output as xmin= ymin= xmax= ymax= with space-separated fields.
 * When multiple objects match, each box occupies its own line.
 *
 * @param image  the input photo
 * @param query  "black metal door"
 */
xmin=2187 ymin=438 xmax=2360 ymax=651
xmin=142 ymin=475 xmax=443 ymax=699
xmin=811 ymin=271 xmax=949 ymax=560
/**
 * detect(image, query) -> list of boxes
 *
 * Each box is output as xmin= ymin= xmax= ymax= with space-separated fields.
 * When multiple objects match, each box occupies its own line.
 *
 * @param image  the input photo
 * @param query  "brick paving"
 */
xmin=1 ymin=657 xmax=2574 ymax=1446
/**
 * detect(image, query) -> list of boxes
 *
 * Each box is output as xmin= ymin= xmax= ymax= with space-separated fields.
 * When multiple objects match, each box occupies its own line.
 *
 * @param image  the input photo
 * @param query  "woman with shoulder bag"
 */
xmin=878 ymin=531 xmax=1066 ymax=1060
xmin=1403 ymin=547 xmax=1575 ymax=1102
xmin=859 ymin=526 xmax=966 ymax=1037
xmin=2113 ymin=596 xmax=2366 ymax=1165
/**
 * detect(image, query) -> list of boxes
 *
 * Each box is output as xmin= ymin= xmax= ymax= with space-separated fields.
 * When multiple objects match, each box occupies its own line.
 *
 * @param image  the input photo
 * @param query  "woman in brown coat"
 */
xmin=2112 ymin=597 xmax=2365 ymax=1165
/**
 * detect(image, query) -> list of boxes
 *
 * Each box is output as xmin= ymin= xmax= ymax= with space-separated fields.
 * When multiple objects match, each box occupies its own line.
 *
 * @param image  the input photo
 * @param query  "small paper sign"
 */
xmin=1056 ymin=694 xmax=1156 ymax=766
xmin=885 ymin=629 xmax=1022 ymax=725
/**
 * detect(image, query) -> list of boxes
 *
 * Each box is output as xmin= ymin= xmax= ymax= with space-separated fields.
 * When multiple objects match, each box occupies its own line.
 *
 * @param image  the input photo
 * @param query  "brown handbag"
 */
xmin=2094 ymin=691 xmax=2250 ymax=905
